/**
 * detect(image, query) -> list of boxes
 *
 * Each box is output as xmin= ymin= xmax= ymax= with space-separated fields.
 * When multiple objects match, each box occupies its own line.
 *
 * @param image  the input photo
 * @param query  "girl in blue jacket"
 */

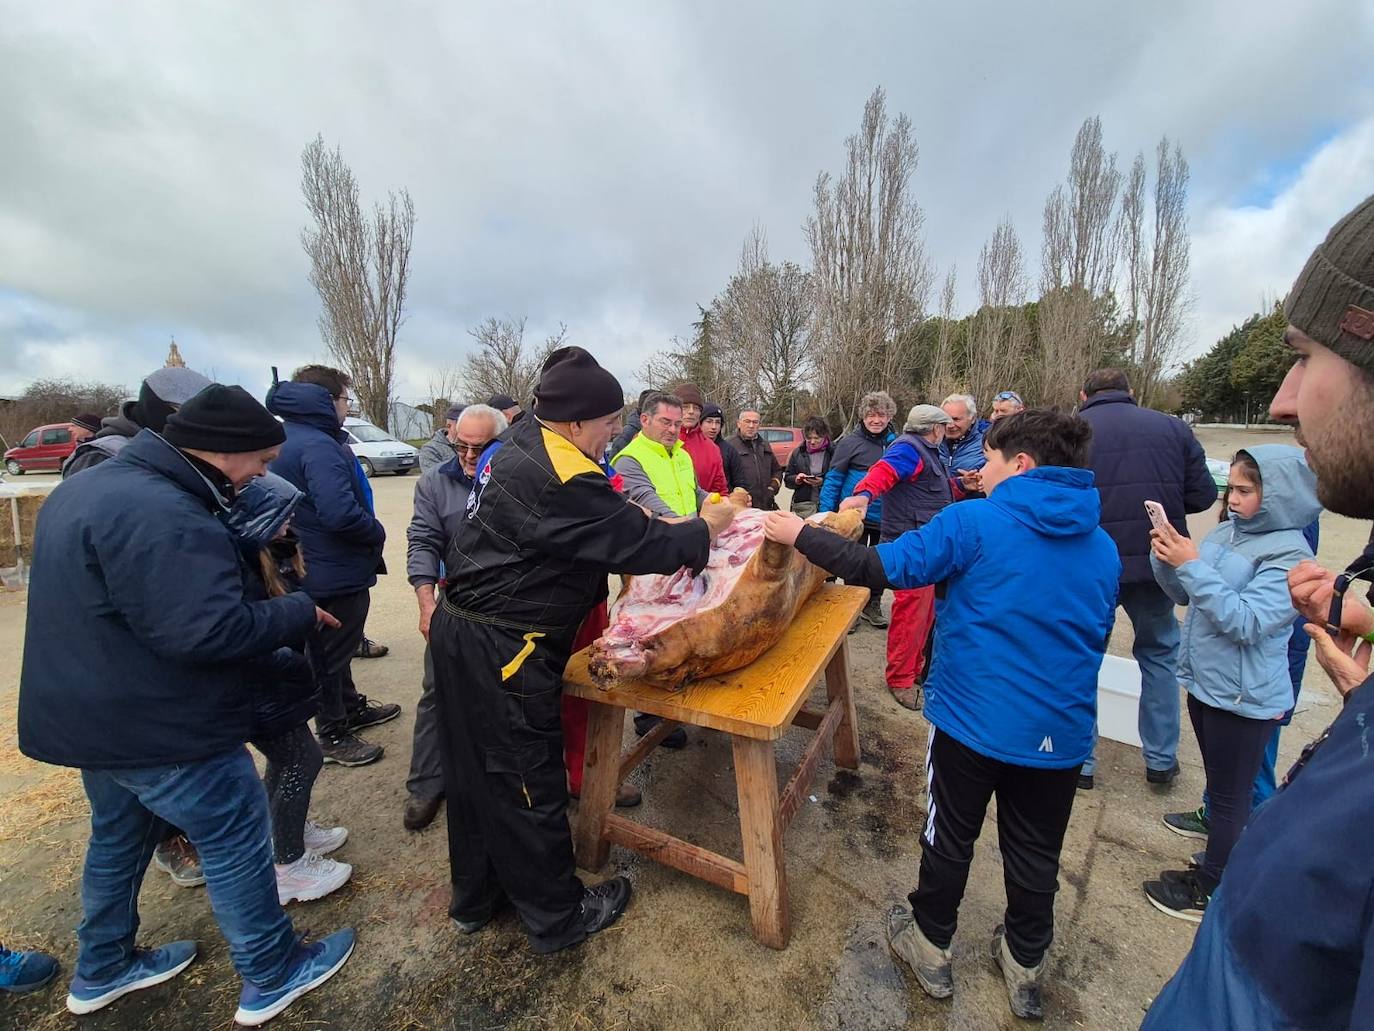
xmin=1143 ymin=445 xmax=1320 ymax=923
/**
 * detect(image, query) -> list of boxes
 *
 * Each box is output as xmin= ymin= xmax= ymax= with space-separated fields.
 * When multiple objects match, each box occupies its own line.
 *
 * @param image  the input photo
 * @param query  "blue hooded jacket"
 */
xmin=1151 ymin=445 xmax=1320 ymax=720
xmin=876 ymin=466 xmax=1119 ymax=767
xmin=266 ymin=382 xmax=386 ymax=599
xmin=819 ymin=423 xmax=896 ymax=529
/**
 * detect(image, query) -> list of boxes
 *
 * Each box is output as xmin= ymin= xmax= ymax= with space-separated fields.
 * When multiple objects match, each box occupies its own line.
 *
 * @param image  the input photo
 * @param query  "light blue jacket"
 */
xmin=1151 ymin=445 xmax=1320 ymax=720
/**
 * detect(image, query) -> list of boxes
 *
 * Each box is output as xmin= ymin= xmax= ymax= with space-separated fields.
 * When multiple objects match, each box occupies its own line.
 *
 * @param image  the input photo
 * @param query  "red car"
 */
xmin=4 ymin=422 xmax=91 ymax=475
xmin=758 ymin=426 xmax=803 ymax=465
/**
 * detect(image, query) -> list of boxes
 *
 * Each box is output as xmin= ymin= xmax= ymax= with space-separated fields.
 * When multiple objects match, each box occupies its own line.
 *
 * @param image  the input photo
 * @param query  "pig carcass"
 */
xmin=587 ymin=505 xmax=864 ymax=689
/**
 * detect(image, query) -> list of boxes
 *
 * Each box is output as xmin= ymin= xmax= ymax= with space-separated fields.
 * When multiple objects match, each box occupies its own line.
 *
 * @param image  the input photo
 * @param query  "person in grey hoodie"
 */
xmin=1143 ymin=445 xmax=1320 ymax=923
xmin=418 ymin=404 xmax=467 ymax=473
xmin=403 ymin=404 xmax=507 ymax=830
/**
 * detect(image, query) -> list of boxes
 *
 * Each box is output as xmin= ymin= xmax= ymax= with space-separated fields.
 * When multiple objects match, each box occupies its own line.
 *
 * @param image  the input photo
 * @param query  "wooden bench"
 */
xmin=563 ymin=583 xmax=868 ymax=949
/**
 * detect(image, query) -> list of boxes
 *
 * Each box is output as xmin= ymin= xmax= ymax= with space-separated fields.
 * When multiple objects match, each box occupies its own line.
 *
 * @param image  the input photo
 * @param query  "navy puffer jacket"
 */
xmin=266 ymin=382 xmax=386 ymax=599
xmin=1078 ymin=391 xmax=1217 ymax=584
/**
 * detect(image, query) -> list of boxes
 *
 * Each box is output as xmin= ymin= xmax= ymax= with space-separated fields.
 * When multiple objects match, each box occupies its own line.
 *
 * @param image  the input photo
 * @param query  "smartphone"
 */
xmin=1144 ymin=500 xmax=1169 ymax=531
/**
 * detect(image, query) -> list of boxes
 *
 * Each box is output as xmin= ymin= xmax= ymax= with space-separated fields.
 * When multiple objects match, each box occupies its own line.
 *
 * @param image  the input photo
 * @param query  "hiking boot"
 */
xmin=403 ymin=794 xmax=443 ymax=832
xmin=1146 ymin=762 xmax=1180 ymax=785
xmin=276 ymin=850 xmax=353 ymax=905
xmin=355 ymin=636 xmax=389 ymax=658
xmin=0 ymin=946 xmax=59 ymax=994
xmin=345 ymin=698 xmax=401 ymax=731
xmin=319 ymin=732 xmax=383 ymax=767
xmin=1076 ymin=774 xmax=1095 ymax=791
xmin=153 ymin=835 xmax=206 ymax=887
xmin=861 ymin=599 xmax=889 ymax=628
xmin=1162 ymin=807 xmax=1209 ymax=840
xmin=1143 ymin=870 xmax=1209 ymax=924
xmin=887 ymin=684 xmax=922 ymax=711
xmin=302 ymin=819 xmax=348 ymax=856
xmin=233 ymin=928 xmax=355 ymax=1027
xmin=991 ymin=924 xmax=1045 ymax=1020
xmin=67 ymin=940 xmax=197 ymax=1014
xmin=886 ymin=905 xmax=953 ymax=999
xmin=633 ymin=713 xmax=687 ymax=749
xmin=580 ymin=876 xmax=632 ymax=938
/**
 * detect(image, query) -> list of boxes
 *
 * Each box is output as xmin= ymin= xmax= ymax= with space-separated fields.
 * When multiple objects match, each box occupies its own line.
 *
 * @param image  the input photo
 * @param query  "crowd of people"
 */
xmin=4 ymin=194 xmax=1373 ymax=1028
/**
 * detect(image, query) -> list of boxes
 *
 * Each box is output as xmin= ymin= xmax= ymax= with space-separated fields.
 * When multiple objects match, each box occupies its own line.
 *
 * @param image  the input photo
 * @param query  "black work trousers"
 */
xmin=1188 ymin=694 xmax=1273 ymax=891
xmin=308 ymin=590 xmax=369 ymax=739
xmin=429 ymin=604 xmax=585 ymax=954
xmin=911 ymin=727 xmax=1080 ymax=968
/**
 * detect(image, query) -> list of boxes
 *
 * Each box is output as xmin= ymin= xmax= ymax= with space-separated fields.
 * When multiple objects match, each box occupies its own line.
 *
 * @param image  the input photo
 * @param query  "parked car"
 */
xmin=343 ymin=417 xmax=419 ymax=476
xmin=3 ymin=422 xmax=91 ymax=475
xmin=758 ymin=426 xmax=803 ymax=465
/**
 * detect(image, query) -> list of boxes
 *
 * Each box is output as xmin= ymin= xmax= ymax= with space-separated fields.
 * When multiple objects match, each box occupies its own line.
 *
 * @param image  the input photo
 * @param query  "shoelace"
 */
xmin=0 ymin=947 xmax=19 ymax=972
xmin=584 ymin=879 xmax=620 ymax=900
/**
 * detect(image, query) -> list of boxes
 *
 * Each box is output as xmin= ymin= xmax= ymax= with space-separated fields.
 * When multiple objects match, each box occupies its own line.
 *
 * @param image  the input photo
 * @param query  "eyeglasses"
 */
xmin=994 ymin=391 xmax=1023 ymax=404
xmin=1325 ymin=547 xmax=1374 ymax=637
xmin=454 ymin=441 xmax=492 ymax=456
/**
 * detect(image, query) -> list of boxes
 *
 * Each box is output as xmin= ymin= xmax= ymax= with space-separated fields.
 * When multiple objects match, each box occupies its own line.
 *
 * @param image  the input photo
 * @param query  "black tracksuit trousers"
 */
xmin=912 ymin=727 xmax=1080 ymax=968
xmin=429 ymin=603 xmax=585 ymax=954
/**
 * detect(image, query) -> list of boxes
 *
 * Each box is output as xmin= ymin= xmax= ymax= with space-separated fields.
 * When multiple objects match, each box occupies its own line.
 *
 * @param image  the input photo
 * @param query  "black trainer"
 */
xmin=1143 ymin=870 xmax=1209 ymax=924
xmin=633 ymin=714 xmax=687 ymax=749
xmin=1145 ymin=762 xmax=1181 ymax=785
xmin=346 ymin=699 xmax=401 ymax=732
xmin=580 ymin=876 xmax=632 ymax=938
xmin=320 ymin=732 xmax=383 ymax=767
xmin=1076 ymin=773 xmax=1094 ymax=791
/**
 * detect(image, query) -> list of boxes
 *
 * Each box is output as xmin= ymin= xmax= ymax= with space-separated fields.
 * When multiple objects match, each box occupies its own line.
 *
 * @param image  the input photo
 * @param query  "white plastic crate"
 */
xmin=1097 ymin=654 xmax=1143 ymax=747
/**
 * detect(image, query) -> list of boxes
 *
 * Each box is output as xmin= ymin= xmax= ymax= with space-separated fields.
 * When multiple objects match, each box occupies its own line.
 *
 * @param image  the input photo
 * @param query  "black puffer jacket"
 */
xmin=784 ymin=441 xmax=834 ymax=507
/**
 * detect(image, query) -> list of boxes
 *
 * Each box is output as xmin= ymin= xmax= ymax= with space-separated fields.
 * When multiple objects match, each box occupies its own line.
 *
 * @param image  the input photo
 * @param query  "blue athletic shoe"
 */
xmin=66 ymin=940 xmax=197 ymax=1014
xmin=233 ymin=928 xmax=355 ymax=1027
xmin=0 ymin=946 xmax=59 ymax=994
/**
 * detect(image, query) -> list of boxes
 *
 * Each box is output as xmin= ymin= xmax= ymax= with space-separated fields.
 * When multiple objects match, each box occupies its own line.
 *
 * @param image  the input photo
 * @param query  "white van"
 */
xmin=343 ymin=417 xmax=419 ymax=476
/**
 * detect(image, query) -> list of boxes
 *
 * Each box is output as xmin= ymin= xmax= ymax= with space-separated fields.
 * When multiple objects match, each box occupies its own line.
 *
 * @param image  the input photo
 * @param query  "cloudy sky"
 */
xmin=2 ymin=1 xmax=1372 ymax=406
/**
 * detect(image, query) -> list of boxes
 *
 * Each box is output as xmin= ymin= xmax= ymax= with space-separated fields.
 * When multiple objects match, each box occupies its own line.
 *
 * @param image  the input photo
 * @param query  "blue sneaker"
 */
xmin=66 ymin=940 xmax=197 ymax=1014
xmin=233 ymin=928 xmax=355 ymax=1027
xmin=0 ymin=946 xmax=60 ymax=994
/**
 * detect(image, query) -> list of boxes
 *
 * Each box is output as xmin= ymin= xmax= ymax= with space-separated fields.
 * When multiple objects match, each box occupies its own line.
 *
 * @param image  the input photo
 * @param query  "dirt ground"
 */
xmin=0 ymin=424 xmax=1361 ymax=1031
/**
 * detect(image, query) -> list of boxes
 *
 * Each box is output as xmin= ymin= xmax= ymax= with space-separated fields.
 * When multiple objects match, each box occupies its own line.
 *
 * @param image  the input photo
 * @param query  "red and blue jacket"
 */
xmin=852 ymin=432 xmax=962 ymax=542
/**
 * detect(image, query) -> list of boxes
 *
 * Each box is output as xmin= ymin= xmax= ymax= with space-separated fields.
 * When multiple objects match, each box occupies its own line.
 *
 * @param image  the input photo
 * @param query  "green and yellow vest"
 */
xmin=612 ymin=434 xmax=699 ymax=516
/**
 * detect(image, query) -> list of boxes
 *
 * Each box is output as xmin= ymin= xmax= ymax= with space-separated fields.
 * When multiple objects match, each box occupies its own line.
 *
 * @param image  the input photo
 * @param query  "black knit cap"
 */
xmin=532 ymin=347 xmax=624 ymax=421
xmin=486 ymin=393 xmax=518 ymax=411
xmin=163 ymin=384 xmax=286 ymax=453
xmin=1285 ymin=193 xmax=1374 ymax=373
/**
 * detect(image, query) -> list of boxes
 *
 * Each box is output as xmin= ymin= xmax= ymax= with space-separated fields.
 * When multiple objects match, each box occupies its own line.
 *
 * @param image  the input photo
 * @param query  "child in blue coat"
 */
xmin=765 ymin=409 xmax=1119 ymax=1021
xmin=1143 ymin=446 xmax=1319 ymax=923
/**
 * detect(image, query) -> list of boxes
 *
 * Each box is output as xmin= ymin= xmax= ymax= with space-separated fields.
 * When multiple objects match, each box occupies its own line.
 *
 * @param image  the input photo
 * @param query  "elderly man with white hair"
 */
xmin=839 ymin=404 xmax=968 ymax=710
xmin=940 ymin=394 xmax=987 ymax=480
xmin=402 ymin=403 xmax=508 ymax=830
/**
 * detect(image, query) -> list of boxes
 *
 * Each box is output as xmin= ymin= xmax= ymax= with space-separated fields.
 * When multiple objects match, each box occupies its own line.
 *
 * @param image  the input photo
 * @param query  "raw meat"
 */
xmin=587 ymin=504 xmax=864 ymax=689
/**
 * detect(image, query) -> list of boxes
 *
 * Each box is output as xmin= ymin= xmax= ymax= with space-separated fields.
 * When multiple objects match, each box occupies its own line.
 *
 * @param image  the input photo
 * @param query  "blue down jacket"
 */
xmin=819 ymin=423 xmax=896 ymax=529
xmin=1152 ymin=445 xmax=1320 ymax=720
xmin=266 ymin=382 xmax=386 ymax=599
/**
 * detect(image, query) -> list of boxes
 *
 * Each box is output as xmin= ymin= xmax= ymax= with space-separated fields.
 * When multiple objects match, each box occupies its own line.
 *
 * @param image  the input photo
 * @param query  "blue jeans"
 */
xmin=1083 ymin=581 xmax=1181 ymax=776
xmin=77 ymin=747 xmax=296 ymax=987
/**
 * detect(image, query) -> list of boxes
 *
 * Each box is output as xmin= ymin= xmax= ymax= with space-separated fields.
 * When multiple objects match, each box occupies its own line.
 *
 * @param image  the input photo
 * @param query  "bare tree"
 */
xmin=924 ymin=266 xmax=962 ymax=401
xmin=301 ymin=135 xmax=414 ymax=429
xmin=425 ymin=364 xmax=466 ymax=430
xmin=1 ymin=377 xmax=128 ymax=446
xmin=965 ymin=218 xmax=1031 ymax=405
xmin=464 ymin=317 xmax=567 ymax=404
xmin=1036 ymin=116 xmax=1122 ymax=406
xmin=806 ymin=86 xmax=932 ymax=427
xmin=1120 ymin=138 xmax=1192 ymax=406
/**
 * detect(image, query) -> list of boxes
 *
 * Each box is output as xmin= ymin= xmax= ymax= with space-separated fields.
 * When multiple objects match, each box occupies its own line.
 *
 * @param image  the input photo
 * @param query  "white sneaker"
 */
xmin=275 ymin=850 xmax=353 ymax=905
xmin=302 ymin=819 xmax=348 ymax=856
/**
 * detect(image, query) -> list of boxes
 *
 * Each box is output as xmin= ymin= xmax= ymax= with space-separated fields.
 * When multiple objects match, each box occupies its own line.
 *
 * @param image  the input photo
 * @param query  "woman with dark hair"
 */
xmin=784 ymin=416 xmax=833 ymax=518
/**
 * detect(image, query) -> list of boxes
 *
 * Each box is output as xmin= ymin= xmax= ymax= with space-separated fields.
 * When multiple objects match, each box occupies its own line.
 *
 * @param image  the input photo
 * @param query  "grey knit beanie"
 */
xmin=1284 ymin=193 xmax=1374 ymax=372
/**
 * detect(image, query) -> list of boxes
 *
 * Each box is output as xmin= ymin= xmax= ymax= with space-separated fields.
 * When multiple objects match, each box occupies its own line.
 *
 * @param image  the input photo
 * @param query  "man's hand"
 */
xmin=699 ymin=498 xmax=737 ymax=540
xmin=1289 ymin=560 xmax=1374 ymax=637
xmin=416 ymin=585 xmax=438 ymax=641
xmin=729 ymin=487 xmax=752 ymax=507
xmin=1303 ymin=623 xmax=1372 ymax=699
xmin=1150 ymin=523 xmax=1199 ymax=567
xmin=315 ymin=607 xmax=342 ymax=629
xmin=839 ymin=495 xmax=869 ymax=515
xmin=957 ymin=469 xmax=983 ymax=493
xmin=764 ymin=511 xmax=805 ymax=547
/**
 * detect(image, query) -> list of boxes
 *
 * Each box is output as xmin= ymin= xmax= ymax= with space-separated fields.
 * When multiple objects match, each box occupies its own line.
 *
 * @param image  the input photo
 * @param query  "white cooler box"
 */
xmin=1097 ymin=654 xmax=1143 ymax=747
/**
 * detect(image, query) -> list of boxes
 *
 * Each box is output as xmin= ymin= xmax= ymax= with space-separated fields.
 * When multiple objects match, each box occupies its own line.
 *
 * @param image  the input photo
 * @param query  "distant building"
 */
xmin=387 ymin=400 xmax=431 ymax=442
xmin=165 ymin=340 xmax=186 ymax=368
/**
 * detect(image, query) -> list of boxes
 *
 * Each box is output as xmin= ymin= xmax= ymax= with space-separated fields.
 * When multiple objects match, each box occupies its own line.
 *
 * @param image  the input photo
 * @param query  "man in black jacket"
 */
xmin=727 ymin=408 xmax=782 ymax=509
xmin=62 ymin=365 xmax=211 ymax=477
xmin=1077 ymin=368 xmax=1217 ymax=788
xmin=430 ymin=347 xmax=735 ymax=955
xmin=19 ymin=386 xmax=354 ymax=1022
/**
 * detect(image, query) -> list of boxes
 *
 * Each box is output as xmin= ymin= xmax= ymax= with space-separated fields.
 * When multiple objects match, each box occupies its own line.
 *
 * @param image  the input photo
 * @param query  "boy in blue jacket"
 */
xmin=765 ymin=409 xmax=1120 ymax=1021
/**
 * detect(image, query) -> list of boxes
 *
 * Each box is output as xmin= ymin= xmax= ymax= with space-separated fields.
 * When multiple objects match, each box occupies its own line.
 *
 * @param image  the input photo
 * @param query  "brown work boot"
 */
xmin=887 ymin=905 xmax=953 ymax=999
xmin=887 ymin=684 xmax=923 ymax=710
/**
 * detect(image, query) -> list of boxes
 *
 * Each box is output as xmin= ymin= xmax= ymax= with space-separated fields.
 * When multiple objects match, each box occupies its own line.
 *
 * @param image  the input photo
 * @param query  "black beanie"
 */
xmin=163 ymin=385 xmax=287 ymax=453
xmin=532 ymin=347 xmax=625 ymax=421
xmin=486 ymin=393 xmax=518 ymax=411
xmin=1285 ymin=193 xmax=1374 ymax=373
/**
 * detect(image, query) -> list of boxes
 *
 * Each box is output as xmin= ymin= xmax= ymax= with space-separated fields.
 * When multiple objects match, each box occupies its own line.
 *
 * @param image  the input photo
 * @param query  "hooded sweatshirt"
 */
xmin=797 ymin=466 xmax=1120 ymax=768
xmin=1151 ymin=445 xmax=1320 ymax=719
xmin=819 ymin=422 xmax=897 ymax=528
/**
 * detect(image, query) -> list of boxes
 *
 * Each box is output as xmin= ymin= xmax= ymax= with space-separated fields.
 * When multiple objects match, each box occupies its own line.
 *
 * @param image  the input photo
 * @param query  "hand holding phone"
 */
xmin=1144 ymin=500 xmax=1169 ymax=531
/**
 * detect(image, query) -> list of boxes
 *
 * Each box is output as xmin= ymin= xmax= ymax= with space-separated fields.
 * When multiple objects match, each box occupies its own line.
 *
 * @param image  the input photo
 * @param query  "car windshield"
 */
xmin=348 ymin=423 xmax=395 ymax=443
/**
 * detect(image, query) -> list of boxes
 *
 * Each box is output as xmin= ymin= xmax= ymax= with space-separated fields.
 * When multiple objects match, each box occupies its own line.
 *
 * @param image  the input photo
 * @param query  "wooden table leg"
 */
xmin=573 ymin=701 xmax=625 ymax=872
xmin=732 ymin=735 xmax=790 ymax=949
xmin=825 ymin=638 xmax=861 ymax=770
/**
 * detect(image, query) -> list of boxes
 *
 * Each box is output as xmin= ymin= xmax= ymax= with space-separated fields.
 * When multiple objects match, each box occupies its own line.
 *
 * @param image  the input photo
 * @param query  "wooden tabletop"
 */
xmin=563 ymin=583 xmax=869 ymax=740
